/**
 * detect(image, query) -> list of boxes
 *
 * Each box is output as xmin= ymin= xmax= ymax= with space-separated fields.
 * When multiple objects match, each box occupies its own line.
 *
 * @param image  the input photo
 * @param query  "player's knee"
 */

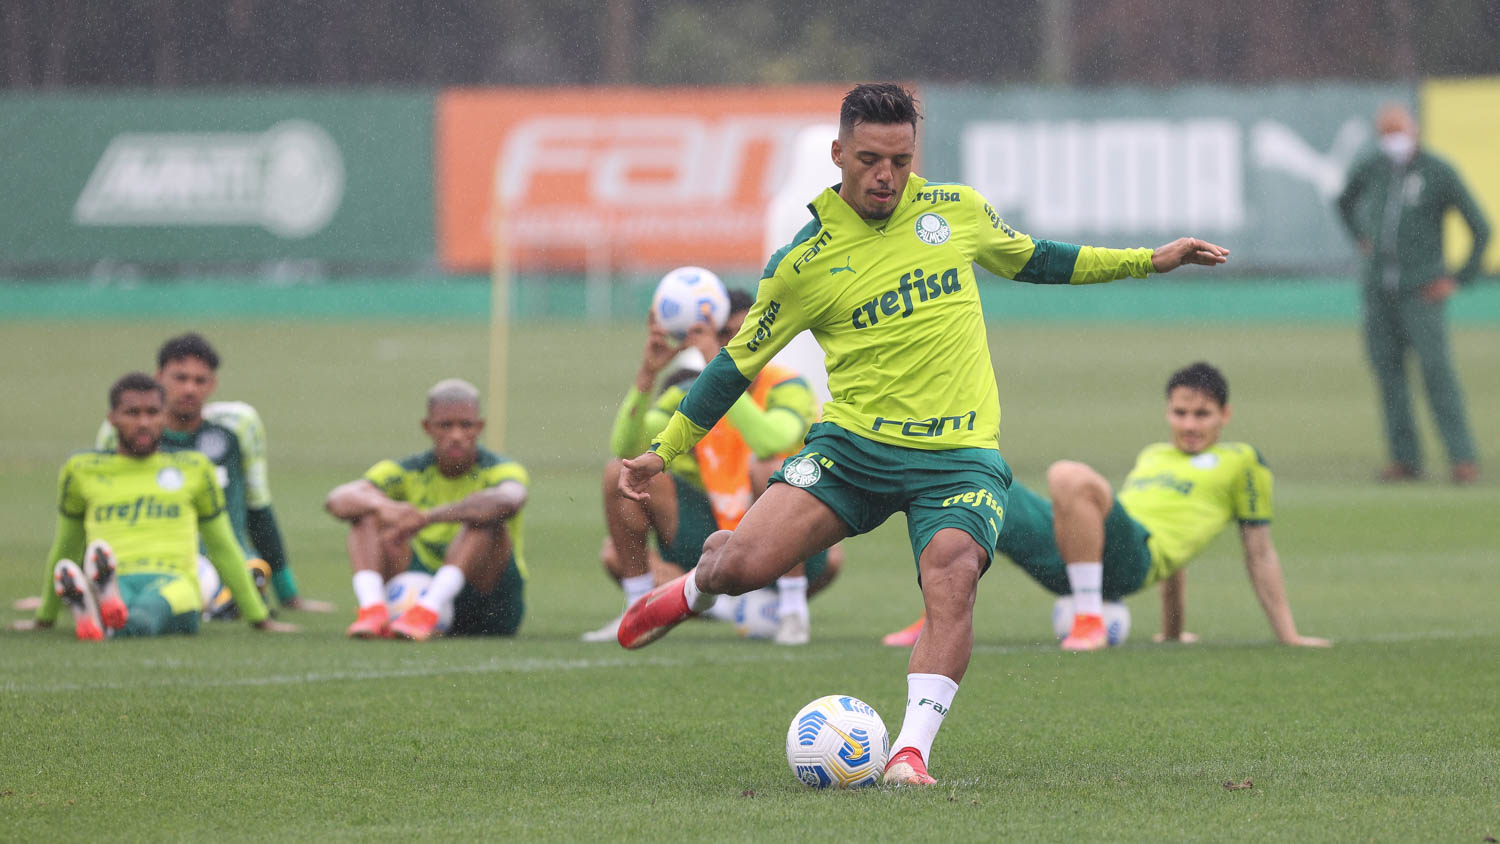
xmin=603 ymin=458 xmax=623 ymax=487
xmin=1047 ymin=460 xmax=1106 ymax=505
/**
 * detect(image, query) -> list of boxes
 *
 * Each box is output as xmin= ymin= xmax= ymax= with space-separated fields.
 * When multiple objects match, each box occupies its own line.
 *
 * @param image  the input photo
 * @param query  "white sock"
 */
xmin=418 ymin=565 xmax=466 ymax=612
xmin=890 ymin=673 xmax=960 ymax=764
xmin=621 ymin=573 xmax=655 ymax=607
xmin=1067 ymin=562 xmax=1103 ymax=617
xmin=352 ymin=570 xmax=386 ymax=609
xmin=681 ymin=570 xmax=717 ymax=613
xmin=776 ymin=575 xmax=808 ymax=619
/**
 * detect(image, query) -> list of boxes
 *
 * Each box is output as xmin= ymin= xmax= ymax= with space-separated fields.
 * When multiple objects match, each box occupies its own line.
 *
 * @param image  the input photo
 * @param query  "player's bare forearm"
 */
xmin=422 ymin=481 xmax=527 ymax=527
xmin=1241 ymin=525 xmax=1330 ymax=647
xmin=325 ymin=480 xmax=394 ymax=522
xmin=1158 ymin=569 xmax=1187 ymax=640
xmin=618 ymin=452 xmax=665 ymax=502
xmin=1151 ymin=238 xmax=1230 ymax=273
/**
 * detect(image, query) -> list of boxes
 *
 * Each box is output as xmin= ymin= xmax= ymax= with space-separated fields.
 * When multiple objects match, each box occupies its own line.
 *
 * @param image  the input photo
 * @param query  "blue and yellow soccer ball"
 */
xmin=651 ymin=266 xmax=729 ymax=340
xmin=1052 ymin=596 xmax=1131 ymax=646
xmin=785 ymin=695 xmax=890 ymax=788
xmin=385 ymin=571 xmax=453 ymax=632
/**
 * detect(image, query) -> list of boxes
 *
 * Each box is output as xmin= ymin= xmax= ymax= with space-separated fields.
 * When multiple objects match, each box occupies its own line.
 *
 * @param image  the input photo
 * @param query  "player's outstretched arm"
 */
xmin=420 ymin=481 xmax=527 ymax=529
xmin=325 ymin=480 xmax=404 ymax=522
xmin=1151 ymin=238 xmax=1230 ymax=273
xmin=1240 ymin=524 xmax=1330 ymax=647
xmin=1151 ymin=569 xmax=1198 ymax=644
xmin=618 ymin=452 xmax=666 ymax=502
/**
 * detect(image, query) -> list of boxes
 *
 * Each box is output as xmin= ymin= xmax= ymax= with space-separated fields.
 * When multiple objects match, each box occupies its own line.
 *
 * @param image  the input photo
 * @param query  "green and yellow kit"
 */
xmin=36 ymin=449 xmax=268 ymax=628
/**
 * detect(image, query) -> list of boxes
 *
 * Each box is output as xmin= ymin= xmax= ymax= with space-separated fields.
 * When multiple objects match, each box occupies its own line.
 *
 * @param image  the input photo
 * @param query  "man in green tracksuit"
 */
xmin=1337 ymin=103 xmax=1489 ymax=485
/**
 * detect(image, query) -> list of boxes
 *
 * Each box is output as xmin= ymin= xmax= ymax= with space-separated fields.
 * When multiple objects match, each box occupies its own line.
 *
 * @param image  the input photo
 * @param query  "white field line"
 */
xmin=4 ymin=629 xmax=1492 ymax=695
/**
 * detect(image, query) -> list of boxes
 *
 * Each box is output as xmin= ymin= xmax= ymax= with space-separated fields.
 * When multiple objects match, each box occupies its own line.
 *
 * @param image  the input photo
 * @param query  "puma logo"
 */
xmin=829 ymin=257 xmax=856 ymax=275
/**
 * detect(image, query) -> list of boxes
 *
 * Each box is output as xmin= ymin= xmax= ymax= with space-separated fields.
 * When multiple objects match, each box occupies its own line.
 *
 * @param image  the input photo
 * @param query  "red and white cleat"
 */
xmin=389 ymin=604 xmax=442 ymax=641
xmin=84 ymin=540 xmax=128 ymax=631
xmin=617 ymin=572 xmax=697 ymax=650
xmin=346 ymin=605 xmax=391 ymax=639
xmin=54 ymin=559 xmax=104 ymax=642
xmin=881 ymin=614 xmax=925 ymax=648
xmin=1060 ymin=613 xmax=1109 ymax=651
xmin=882 ymin=746 xmax=937 ymax=786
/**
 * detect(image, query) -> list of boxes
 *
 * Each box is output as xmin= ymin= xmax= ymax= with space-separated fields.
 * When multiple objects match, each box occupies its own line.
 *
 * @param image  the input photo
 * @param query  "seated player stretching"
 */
xmin=882 ymin=362 xmax=1331 ymax=650
xmin=326 ymin=379 xmax=529 ymax=641
xmin=17 ymin=373 xmax=294 ymax=638
xmin=586 ymin=286 xmax=842 ymax=646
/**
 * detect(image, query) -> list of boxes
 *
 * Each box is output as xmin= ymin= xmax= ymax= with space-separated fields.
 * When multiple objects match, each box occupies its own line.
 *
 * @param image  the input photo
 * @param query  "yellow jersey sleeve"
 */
xmin=363 ymin=459 xmax=408 ymax=501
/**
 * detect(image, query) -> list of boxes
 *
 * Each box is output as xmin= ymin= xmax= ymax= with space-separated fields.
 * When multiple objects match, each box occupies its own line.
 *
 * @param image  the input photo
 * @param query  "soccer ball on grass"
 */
xmin=386 ymin=571 xmax=453 ymax=632
xmin=786 ymin=695 xmax=890 ymax=788
xmin=651 ymin=266 xmax=729 ymax=340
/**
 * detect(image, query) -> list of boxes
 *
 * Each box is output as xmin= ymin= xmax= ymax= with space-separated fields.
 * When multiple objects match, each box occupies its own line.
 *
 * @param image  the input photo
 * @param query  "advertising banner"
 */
xmin=1422 ymin=77 xmax=1500 ymax=275
xmin=436 ymin=86 xmax=849 ymax=272
xmin=921 ymin=84 xmax=1414 ymax=274
xmin=0 ymin=92 xmax=432 ymax=264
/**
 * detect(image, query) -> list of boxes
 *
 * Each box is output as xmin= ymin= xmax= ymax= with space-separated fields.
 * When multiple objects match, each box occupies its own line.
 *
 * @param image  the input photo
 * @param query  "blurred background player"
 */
xmin=585 ymin=284 xmax=842 ymax=645
xmin=326 ymin=378 xmax=529 ymax=641
xmin=15 ymin=373 xmax=295 ymax=638
xmin=95 ymin=332 xmax=332 ymax=615
xmin=1337 ymin=103 xmax=1489 ymax=485
xmin=882 ymin=362 xmax=1329 ymax=650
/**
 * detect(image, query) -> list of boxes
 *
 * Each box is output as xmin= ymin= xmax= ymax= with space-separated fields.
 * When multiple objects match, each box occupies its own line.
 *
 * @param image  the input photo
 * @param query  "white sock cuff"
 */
xmin=908 ymin=672 xmax=960 ymax=700
xmin=682 ymin=571 xmax=717 ymax=613
xmin=352 ymin=570 xmax=387 ymax=609
xmin=419 ymin=564 xmax=466 ymax=611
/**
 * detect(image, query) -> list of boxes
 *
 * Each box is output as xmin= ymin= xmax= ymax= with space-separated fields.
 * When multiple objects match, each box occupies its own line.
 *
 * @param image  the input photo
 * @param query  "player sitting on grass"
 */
xmin=14 ymin=373 xmax=296 ymax=639
xmin=326 ymin=378 xmax=529 ymax=641
xmin=881 ymin=362 xmax=1331 ymax=651
xmin=95 ymin=332 xmax=332 ymax=616
xmin=584 ymin=287 xmax=842 ymax=646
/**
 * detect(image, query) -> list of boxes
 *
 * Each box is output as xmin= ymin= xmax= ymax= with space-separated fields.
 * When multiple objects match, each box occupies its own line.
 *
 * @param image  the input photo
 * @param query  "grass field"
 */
xmin=1 ymin=313 xmax=1497 ymax=842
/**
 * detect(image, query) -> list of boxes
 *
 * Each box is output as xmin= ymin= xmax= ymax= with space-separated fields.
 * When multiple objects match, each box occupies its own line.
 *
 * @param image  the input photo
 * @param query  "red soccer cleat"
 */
xmin=881 ymin=614 xmax=925 ymax=648
xmin=882 ymin=746 xmax=937 ymax=786
xmin=54 ymin=559 xmax=104 ymax=642
xmin=617 ymin=572 xmax=697 ymax=649
xmin=84 ymin=540 xmax=128 ymax=631
xmin=1061 ymin=613 xmax=1109 ymax=651
xmin=346 ymin=605 xmax=391 ymax=639
xmin=389 ymin=604 xmax=442 ymax=641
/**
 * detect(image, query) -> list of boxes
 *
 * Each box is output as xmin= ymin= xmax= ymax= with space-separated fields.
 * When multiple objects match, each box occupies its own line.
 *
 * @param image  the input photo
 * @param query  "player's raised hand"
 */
xmin=618 ymin=452 xmax=666 ymax=502
xmin=1151 ymin=237 xmax=1229 ymax=272
xmin=638 ymin=312 xmax=678 ymax=381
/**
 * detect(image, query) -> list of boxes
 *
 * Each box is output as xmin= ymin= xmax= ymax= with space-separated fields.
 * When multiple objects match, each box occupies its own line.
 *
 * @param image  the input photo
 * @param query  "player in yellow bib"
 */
xmin=615 ymin=83 xmax=1229 ymax=786
xmin=18 ymin=373 xmax=294 ymax=639
xmin=882 ymin=362 xmax=1330 ymax=651
xmin=588 ymin=286 xmax=842 ymax=646
xmin=326 ymin=378 xmax=529 ymax=641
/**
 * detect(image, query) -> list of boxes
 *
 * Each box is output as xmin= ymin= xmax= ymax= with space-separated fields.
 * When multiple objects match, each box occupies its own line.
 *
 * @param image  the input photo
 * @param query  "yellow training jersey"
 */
xmin=649 ymin=174 xmax=1154 ymax=464
xmin=1118 ymin=442 xmax=1274 ymax=584
xmin=363 ymin=448 xmax=530 ymax=577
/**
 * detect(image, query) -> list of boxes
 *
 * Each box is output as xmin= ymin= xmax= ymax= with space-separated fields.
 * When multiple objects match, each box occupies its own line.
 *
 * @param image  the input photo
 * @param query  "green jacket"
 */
xmin=1337 ymin=149 xmax=1490 ymax=291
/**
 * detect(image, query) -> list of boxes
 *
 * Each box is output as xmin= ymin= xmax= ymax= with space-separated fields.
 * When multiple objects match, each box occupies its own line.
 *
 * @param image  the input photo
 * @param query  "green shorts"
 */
xmin=995 ymin=482 xmax=1152 ymax=601
xmin=116 ymin=573 xmax=201 ymax=637
xmin=657 ymin=474 xmax=830 ymax=581
xmin=408 ymin=550 xmax=526 ymax=637
xmin=770 ymin=422 xmax=1011 ymax=574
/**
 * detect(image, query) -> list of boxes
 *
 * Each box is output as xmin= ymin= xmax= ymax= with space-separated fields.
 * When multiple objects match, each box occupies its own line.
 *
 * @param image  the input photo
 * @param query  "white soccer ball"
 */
xmin=1052 ymin=596 xmax=1131 ymax=646
xmin=386 ymin=571 xmax=453 ymax=632
xmin=651 ymin=266 xmax=729 ymax=340
xmin=786 ymin=695 xmax=890 ymax=789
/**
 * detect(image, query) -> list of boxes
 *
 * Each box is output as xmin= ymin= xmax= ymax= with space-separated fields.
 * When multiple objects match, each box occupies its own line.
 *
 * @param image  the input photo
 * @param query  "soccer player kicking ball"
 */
xmin=15 ymin=374 xmax=294 ymax=639
xmin=882 ymin=363 xmax=1331 ymax=651
xmin=616 ymin=83 xmax=1229 ymax=786
xmin=326 ymin=379 xmax=529 ymax=641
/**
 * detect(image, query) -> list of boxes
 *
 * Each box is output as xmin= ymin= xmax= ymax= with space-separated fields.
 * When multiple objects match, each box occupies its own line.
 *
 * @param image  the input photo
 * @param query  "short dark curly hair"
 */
xmin=839 ymin=83 xmax=921 ymax=133
xmin=109 ymin=372 xmax=165 ymax=410
xmin=157 ymin=332 xmax=220 ymax=371
xmin=1166 ymin=362 xmax=1228 ymax=407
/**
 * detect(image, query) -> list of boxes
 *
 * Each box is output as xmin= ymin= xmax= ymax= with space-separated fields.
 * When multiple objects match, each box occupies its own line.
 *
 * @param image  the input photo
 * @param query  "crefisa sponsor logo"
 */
xmin=73 ymin=120 xmax=345 ymax=239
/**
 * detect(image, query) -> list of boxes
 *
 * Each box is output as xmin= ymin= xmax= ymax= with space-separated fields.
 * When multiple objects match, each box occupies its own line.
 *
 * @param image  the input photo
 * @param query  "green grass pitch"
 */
xmin=1 ymin=315 xmax=1496 ymax=841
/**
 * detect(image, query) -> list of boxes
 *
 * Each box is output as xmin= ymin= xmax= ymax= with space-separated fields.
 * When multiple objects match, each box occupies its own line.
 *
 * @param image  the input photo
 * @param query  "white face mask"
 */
xmin=1379 ymin=131 xmax=1416 ymax=164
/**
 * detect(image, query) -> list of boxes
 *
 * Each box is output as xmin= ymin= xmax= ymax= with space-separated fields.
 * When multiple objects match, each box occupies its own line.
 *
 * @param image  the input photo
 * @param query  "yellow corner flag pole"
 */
xmin=486 ymin=197 xmax=509 ymax=453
